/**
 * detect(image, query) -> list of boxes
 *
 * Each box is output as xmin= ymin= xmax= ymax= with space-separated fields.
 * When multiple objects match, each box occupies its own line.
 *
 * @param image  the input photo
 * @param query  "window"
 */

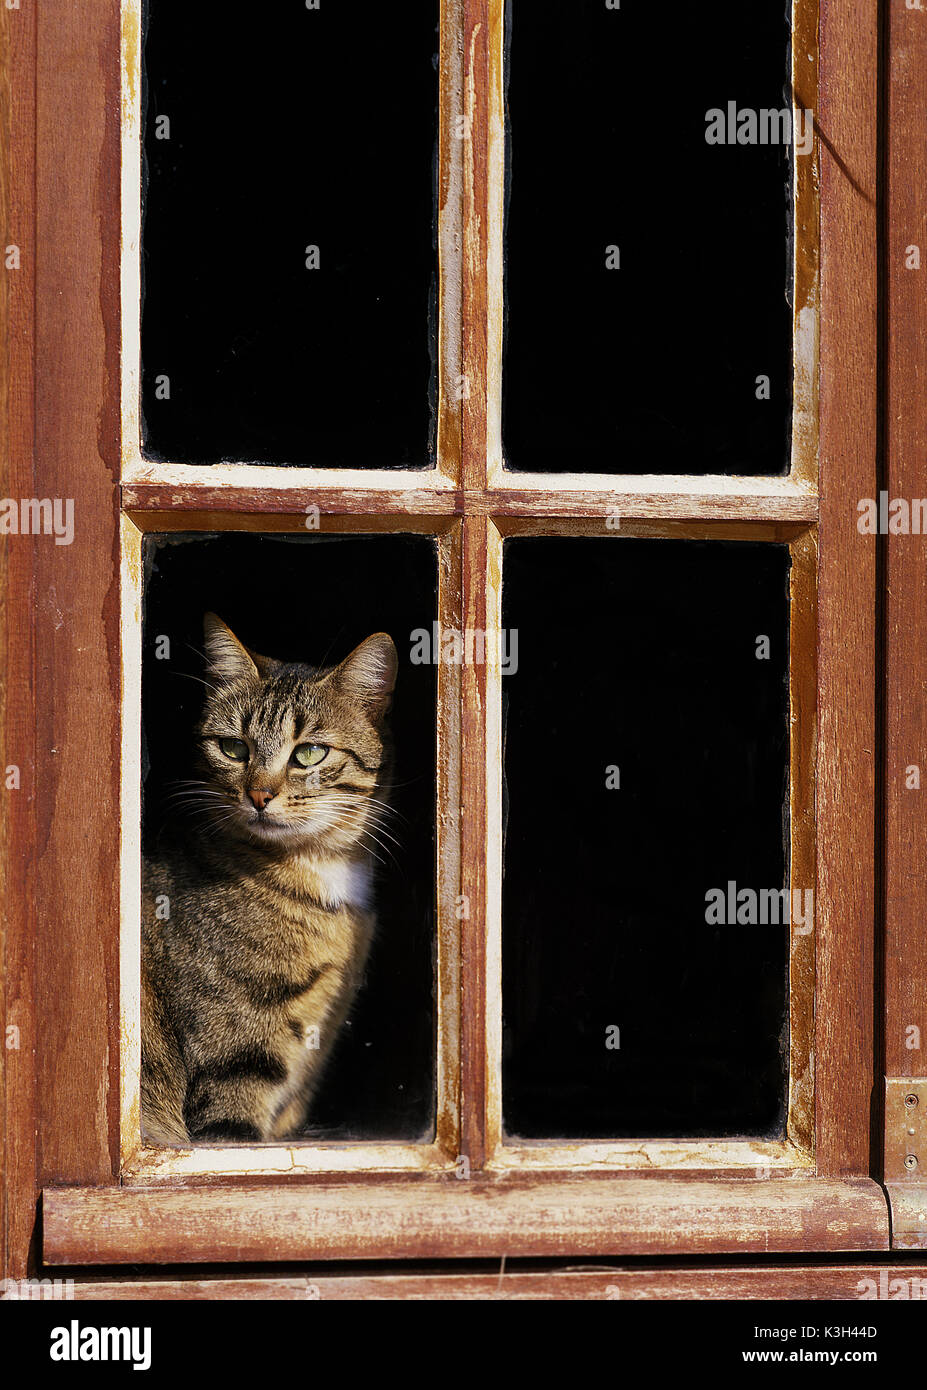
xmin=139 ymin=1 xmax=439 ymax=468
xmin=501 ymin=537 xmax=796 ymax=1145
xmin=503 ymin=0 xmax=796 ymax=476
xmin=141 ymin=532 xmax=440 ymax=1145
xmin=5 ymin=0 xmax=927 ymax=1296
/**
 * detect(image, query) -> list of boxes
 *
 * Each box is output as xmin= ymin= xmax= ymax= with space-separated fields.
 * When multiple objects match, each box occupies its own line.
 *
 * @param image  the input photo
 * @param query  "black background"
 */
xmin=4 ymin=1301 xmax=906 ymax=1372
xmin=502 ymin=538 xmax=791 ymax=1139
xmin=142 ymin=533 xmax=437 ymax=1141
xmin=503 ymin=0 xmax=794 ymax=474
xmin=142 ymin=1 xmax=438 ymax=467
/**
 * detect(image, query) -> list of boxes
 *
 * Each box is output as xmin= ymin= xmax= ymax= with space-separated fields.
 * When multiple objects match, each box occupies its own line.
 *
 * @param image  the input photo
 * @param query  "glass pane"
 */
xmin=141 ymin=2 xmax=439 ymax=467
xmin=503 ymin=0 xmax=794 ymax=475
xmin=141 ymin=534 xmax=436 ymax=1142
xmin=502 ymin=538 xmax=791 ymax=1139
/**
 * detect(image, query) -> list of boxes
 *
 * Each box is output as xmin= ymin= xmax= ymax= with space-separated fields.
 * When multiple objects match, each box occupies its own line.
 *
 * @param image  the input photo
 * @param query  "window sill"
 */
xmin=43 ymin=1175 xmax=889 ymax=1265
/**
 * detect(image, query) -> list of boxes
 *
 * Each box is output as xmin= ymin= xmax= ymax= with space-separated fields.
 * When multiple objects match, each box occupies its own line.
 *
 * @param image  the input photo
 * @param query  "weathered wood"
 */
xmin=790 ymin=0 xmax=821 ymax=491
xmin=42 ymin=1177 xmax=890 ymax=1265
xmin=493 ymin=517 xmax=810 ymax=542
xmin=884 ymin=1 xmax=927 ymax=1096
xmin=887 ymin=1186 xmax=927 ymax=1251
xmin=814 ymin=0 xmax=879 ymax=1176
xmin=124 ymin=1139 xmax=812 ymax=1182
xmin=124 ymin=506 xmax=460 ymax=534
xmin=788 ymin=530 xmax=818 ymax=1156
xmin=438 ymin=0 xmax=465 ymax=482
xmin=33 ymin=0 xmax=122 ymax=1186
xmin=0 ymin=0 xmax=37 ymax=1283
xmin=61 ymin=1262 xmax=927 ymax=1301
xmin=435 ymin=524 xmax=465 ymax=1161
xmin=488 ymin=1140 xmax=811 ymax=1175
xmin=121 ymin=480 xmax=818 ymax=523
xmin=884 ymin=1081 xmax=927 ymax=1248
xmin=461 ymin=0 xmax=492 ymax=488
xmin=458 ymin=516 xmax=493 ymax=1168
xmin=476 ymin=486 xmax=816 ymax=520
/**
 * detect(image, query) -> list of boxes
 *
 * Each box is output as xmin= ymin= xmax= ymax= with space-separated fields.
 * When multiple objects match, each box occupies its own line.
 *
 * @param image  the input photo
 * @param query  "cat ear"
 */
xmin=332 ymin=633 xmax=398 ymax=720
xmin=202 ymin=613 xmax=260 ymax=684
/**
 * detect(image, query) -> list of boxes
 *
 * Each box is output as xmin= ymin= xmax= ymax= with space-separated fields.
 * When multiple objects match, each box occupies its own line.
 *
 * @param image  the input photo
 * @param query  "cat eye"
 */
xmin=293 ymin=744 xmax=328 ymax=769
xmin=218 ymin=738 xmax=249 ymax=762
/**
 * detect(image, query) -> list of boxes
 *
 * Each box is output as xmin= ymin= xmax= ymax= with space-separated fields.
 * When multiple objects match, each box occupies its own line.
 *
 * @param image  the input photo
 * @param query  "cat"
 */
xmin=141 ymin=613 xmax=398 ymax=1145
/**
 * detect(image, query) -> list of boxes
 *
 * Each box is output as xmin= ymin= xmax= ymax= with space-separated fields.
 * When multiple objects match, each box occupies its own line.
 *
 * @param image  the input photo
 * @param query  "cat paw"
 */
xmin=188 ymin=1118 xmax=262 ymax=1143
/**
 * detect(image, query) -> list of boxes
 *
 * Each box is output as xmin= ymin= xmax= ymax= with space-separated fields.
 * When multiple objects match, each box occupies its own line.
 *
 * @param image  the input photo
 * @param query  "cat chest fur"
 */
xmin=254 ymin=866 xmax=376 ymax=1138
xmin=141 ymin=851 xmax=377 ymax=1143
xmin=247 ymin=856 xmax=376 ymax=1039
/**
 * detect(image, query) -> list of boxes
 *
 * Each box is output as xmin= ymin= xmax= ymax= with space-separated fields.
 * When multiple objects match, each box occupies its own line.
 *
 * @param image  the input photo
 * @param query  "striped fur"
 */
xmin=141 ymin=615 xmax=397 ymax=1145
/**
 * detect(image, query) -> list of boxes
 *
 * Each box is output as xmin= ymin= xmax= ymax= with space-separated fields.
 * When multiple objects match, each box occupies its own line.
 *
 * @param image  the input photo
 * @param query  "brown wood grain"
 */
xmin=33 ymin=0 xmax=122 ymax=1186
xmin=124 ymin=487 xmax=464 ymax=519
xmin=0 ymin=0 xmax=37 ymax=1282
xmin=60 ymin=1263 xmax=927 ymax=1301
xmin=493 ymin=517 xmax=811 ymax=543
xmin=883 ymin=24 xmax=927 ymax=1231
xmin=458 ymin=516 xmax=491 ymax=1168
xmin=438 ymin=0 xmax=464 ymax=483
xmin=814 ymin=0 xmax=880 ymax=1176
xmin=435 ymin=523 xmax=465 ymax=1162
xmin=886 ymin=1183 xmax=927 ymax=1250
xmin=788 ymin=530 xmax=819 ymax=1157
xmin=124 ymin=508 xmax=460 ymax=536
xmin=884 ymin=2 xmax=927 ymax=1091
xmin=462 ymin=0 xmax=491 ymax=488
xmin=122 ymin=482 xmax=817 ymax=523
xmin=42 ymin=1176 xmax=889 ymax=1265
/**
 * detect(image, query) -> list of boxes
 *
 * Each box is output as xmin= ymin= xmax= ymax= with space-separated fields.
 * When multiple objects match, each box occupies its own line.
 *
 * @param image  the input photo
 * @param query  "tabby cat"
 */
xmin=141 ymin=614 xmax=398 ymax=1144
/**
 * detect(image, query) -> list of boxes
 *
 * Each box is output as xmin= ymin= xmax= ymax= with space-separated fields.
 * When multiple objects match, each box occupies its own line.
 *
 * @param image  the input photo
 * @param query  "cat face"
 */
xmin=191 ymin=614 xmax=397 ymax=855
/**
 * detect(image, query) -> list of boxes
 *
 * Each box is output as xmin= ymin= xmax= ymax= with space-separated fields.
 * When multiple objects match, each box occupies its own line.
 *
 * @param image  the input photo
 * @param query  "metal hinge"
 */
xmin=884 ymin=1078 xmax=927 ymax=1250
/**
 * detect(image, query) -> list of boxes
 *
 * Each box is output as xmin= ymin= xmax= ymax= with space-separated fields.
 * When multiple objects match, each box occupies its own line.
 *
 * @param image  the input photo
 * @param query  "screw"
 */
xmin=904 ymin=1154 xmax=918 ymax=1171
xmin=905 ymin=1093 xmax=919 ymax=1109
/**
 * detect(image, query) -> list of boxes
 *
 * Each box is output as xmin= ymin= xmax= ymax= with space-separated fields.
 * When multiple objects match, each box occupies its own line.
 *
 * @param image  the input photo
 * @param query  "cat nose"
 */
xmin=247 ymin=788 xmax=275 ymax=811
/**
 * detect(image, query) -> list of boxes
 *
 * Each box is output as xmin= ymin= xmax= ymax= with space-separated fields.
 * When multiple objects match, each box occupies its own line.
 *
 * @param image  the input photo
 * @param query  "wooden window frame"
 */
xmin=6 ymin=0 xmax=915 ymax=1284
xmin=883 ymin=0 xmax=927 ymax=1254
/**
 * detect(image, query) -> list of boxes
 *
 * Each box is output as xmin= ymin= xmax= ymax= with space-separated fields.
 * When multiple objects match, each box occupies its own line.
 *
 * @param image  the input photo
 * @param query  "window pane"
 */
xmin=502 ymin=538 xmax=791 ymax=1139
xmin=142 ymin=534 xmax=436 ymax=1142
xmin=503 ymin=0 xmax=794 ymax=475
xmin=141 ymin=1 xmax=439 ymax=467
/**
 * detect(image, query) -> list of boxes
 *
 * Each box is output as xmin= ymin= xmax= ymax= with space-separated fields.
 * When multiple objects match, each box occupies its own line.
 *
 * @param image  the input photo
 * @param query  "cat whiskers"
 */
xmin=162 ymin=778 xmax=234 ymax=801
xmin=160 ymin=780 xmax=242 ymax=834
xmin=202 ymin=810 xmax=250 ymax=842
xmin=277 ymin=794 xmax=392 ymax=867
xmin=161 ymin=790 xmax=236 ymax=817
xmin=355 ymin=794 xmax=408 ymax=829
xmin=309 ymin=794 xmax=403 ymax=871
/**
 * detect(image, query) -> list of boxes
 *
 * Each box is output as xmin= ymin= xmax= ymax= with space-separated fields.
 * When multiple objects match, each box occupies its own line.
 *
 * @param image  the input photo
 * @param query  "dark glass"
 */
xmin=502 ymin=538 xmax=791 ymax=1139
xmin=142 ymin=1 xmax=438 ymax=467
xmin=142 ymin=533 xmax=437 ymax=1141
xmin=503 ymin=0 xmax=793 ymax=474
